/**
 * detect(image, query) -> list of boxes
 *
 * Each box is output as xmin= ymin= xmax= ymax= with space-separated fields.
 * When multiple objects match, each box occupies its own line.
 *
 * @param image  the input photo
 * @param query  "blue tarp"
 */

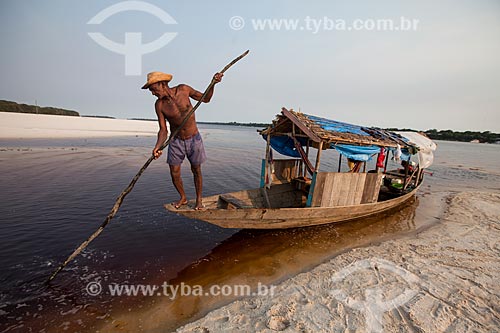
xmin=306 ymin=114 xmax=369 ymax=136
xmin=263 ymin=135 xmax=307 ymax=158
xmin=333 ymin=144 xmax=380 ymax=161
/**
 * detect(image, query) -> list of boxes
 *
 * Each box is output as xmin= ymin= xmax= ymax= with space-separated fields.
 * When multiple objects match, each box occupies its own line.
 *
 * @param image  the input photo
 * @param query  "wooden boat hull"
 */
xmin=165 ymin=183 xmax=420 ymax=229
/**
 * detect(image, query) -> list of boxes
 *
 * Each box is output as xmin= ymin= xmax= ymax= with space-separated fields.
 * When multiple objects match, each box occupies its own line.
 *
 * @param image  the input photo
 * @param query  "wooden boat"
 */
xmin=165 ymin=108 xmax=436 ymax=229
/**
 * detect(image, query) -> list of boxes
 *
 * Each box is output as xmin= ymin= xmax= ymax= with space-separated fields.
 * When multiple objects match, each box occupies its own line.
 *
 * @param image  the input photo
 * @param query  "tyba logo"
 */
xmin=87 ymin=1 xmax=177 ymax=75
xmin=330 ymin=258 xmax=420 ymax=333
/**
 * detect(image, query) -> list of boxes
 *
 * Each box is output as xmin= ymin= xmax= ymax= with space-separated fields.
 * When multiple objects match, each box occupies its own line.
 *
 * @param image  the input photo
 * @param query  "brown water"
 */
xmin=0 ymin=125 xmax=499 ymax=332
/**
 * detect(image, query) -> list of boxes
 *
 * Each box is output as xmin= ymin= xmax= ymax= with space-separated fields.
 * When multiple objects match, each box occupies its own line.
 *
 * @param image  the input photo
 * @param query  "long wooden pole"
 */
xmin=46 ymin=50 xmax=250 ymax=284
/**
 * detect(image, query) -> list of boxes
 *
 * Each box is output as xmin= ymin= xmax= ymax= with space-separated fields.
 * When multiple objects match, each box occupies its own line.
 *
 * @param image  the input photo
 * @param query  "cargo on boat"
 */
xmin=166 ymin=108 xmax=437 ymax=229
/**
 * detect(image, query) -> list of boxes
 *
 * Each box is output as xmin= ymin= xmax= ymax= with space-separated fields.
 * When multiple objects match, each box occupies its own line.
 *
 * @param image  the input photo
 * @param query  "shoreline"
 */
xmin=0 ymin=112 xmax=158 ymax=139
xmin=175 ymin=191 xmax=500 ymax=332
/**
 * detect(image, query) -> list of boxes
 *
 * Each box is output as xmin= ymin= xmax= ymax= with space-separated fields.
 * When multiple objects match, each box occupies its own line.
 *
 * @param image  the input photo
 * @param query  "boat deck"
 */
xmin=168 ymin=183 xmax=306 ymax=211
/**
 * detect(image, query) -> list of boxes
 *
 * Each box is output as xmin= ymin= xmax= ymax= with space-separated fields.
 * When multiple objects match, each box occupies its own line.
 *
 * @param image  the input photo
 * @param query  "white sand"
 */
xmin=0 ymin=112 xmax=159 ymax=139
xmin=177 ymin=191 xmax=500 ymax=332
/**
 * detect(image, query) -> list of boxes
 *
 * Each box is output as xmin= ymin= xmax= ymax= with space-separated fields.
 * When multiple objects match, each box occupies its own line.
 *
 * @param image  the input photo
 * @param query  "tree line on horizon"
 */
xmin=424 ymin=129 xmax=500 ymax=144
xmin=0 ymin=100 xmax=79 ymax=117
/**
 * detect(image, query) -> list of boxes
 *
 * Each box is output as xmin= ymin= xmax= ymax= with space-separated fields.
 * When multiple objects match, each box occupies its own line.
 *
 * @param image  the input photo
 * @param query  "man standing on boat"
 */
xmin=142 ymin=71 xmax=223 ymax=210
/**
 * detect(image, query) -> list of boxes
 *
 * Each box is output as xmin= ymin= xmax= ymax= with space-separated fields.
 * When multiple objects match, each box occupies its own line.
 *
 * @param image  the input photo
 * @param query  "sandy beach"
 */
xmin=0 ymin=112 xmax=158 ymax=139
xmin=176 ymin=191 xmax=500 ymax=332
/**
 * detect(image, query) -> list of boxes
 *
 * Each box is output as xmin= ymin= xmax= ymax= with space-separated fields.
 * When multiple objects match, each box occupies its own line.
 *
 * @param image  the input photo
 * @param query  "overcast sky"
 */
xmin=1 ymin=0 xmax=499 ymax=131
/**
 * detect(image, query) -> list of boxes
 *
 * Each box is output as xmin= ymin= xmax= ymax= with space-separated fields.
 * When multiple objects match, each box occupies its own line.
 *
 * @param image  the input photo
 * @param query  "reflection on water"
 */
xmin=0 ymin=126 xmax=498 ymax=332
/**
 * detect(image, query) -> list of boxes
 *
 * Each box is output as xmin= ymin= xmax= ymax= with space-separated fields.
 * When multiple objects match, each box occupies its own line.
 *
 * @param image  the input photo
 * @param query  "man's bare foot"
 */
xmin=194 ymin=202 xmax=205 ymax=210
xmin=172 ymin=198 xmax=188 ymax=209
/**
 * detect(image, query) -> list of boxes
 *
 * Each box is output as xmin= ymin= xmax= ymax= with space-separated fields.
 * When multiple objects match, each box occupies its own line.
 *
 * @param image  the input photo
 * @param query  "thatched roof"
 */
xmin=260 ymin=108 xmax=412 ymax=148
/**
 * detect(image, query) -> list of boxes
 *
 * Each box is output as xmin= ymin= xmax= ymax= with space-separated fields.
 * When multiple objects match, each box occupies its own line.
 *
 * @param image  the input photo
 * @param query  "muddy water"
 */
xmin=0 ymin=125 xmax=498 ymax=332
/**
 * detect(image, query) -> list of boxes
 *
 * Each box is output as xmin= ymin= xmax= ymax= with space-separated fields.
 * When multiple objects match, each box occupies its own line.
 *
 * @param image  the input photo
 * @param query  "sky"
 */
xmin=1 ymin=0 xmax=499 ymax=132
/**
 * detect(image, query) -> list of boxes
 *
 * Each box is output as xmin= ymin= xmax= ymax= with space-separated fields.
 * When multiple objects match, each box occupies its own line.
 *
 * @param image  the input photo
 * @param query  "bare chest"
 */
xmin=158 ymin=94 xmax=192 ymax=125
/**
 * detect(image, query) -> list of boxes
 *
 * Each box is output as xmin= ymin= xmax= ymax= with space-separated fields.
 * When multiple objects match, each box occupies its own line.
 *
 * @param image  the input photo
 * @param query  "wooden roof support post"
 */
xmin=264 ymin=133 xmax=271 ymax=181
xmin=384 ymin=149 xmax=389 ymax=173
xmin=306 ymin=140 xmax=324 ymax=207
xmin=260 ymin=133 xmax=272 ymax=188
xmin=314 ymin=141 xmax=324 ymax=172
xmin=261 ymin=133 xmax=272 ymax=208
xmin=281 ymin=107 xmax=322 ymax=143
xmin=304 ymin=139 xmax=310 ymax=177
xmin=402 ymin=155 xmax=410 ymax=190
xmin=293 ymin=122 xmax=303 ymax=177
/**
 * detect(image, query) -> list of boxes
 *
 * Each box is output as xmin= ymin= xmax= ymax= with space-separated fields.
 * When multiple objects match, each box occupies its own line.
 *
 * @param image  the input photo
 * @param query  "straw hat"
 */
xmin=141 ymin=71 xmax=173 ymax=89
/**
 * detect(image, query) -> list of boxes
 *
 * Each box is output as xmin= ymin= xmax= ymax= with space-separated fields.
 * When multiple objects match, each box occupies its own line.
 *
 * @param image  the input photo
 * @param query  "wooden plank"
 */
xmin=255 ymin=184 xmax=303 ymax=208
xmin=219 ymin=194 xmax=253 ymax=209
xmin=350 ymin=173 xmax=366 ymax=205
xmin=259 ymin=159 xmax=266 ymax=188
xmin=344 ymin=173 xmax=357 ymax=206
xmin=316 ymin=173 xmax=366 ymax=207
xmin=335 ymin=173 xmax=351 ymax=206
xmin=361 ymin=173 xmax=376 ymax=203
xmin=320 ymin=173 xmax=336 ymax=207
xmin=271 ymin=132 xmax=310 ymax=138
xmin=272 ymin=159 xmax=299 ymax=182
xmin=374 ymin=173 xmax=383 ymax=202
xmin=311 ymin=172 xmax=327 ymax=207
xmin=281 ymin=108 xmax=322 ymax=142
xmin=318 ymin=172 xmax=335 ymax=207
xmin=361 ymin=173 xmax=383 ymax=203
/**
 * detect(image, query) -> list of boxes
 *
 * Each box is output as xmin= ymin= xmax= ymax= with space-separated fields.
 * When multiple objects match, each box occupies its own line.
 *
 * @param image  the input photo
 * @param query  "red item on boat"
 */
xmin=376 ymin=148 xmax=385 ymax=168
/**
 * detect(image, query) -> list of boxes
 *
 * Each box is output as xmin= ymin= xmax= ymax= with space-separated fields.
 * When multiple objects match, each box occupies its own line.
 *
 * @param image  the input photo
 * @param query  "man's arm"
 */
xmin=186 ymin=73 xmax=223 ymax=102
xmin=152 ymin=101 xmax=168 ymax=159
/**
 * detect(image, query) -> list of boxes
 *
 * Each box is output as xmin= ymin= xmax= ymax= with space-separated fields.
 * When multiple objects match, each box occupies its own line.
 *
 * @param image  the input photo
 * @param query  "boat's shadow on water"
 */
xmin=132 ymin=195 xmax=435 ymax=332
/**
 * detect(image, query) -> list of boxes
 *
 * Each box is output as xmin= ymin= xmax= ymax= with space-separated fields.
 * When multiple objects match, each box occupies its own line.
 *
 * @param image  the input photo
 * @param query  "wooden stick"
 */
xmin=262 ymin=133 xmax=272 ymax=208
xmin=404 ymin=166 xmax=419 ymax=190
xmin=314 ymin=141 xmax=323 ymax=172
xmin=46 ymin=50 xmax=250 ymax=284
xmin=384 ymin=149 xmax=389 ymax=173
xmin=304 ymin=140 xmax=310 ymax=177
xmin=402 ymin=156 xmax=411 ymax=190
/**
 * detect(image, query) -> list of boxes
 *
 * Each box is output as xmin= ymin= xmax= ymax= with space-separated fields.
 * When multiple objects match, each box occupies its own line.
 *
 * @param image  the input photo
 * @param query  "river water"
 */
xmin=0 ymin=124 xmax=499 ymax=332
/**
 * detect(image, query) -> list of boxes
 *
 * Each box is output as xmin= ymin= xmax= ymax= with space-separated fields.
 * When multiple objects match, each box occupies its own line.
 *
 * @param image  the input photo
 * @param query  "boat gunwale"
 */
xmin=165 ymin=184 xmax=420 ymax=217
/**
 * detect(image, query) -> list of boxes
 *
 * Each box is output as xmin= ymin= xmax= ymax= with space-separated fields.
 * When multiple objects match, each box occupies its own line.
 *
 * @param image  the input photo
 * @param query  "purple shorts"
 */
xmin=167 ymin=132 xmax=207 ymax=166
